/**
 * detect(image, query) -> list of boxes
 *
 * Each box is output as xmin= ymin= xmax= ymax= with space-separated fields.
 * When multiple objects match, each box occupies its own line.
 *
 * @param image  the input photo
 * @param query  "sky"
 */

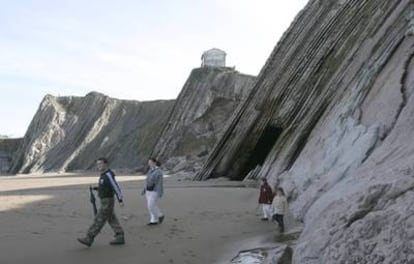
xmin=0 ymin=0 xmax=308 ymax=137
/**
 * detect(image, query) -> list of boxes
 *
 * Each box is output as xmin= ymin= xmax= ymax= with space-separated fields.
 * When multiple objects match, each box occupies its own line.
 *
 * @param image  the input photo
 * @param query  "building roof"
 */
xmin=201 ymin=48 xmax=226 ymax=58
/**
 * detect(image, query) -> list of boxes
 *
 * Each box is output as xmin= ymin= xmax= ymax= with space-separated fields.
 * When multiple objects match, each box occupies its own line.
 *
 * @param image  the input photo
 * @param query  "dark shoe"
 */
xmin=109 ymin=236 xmax=125 ymax=245
xmin=261 ymin=218 xmax=268 ymax=221
xmin=158 ymin=215 xmax=165 ymax=223
xmin=77 ymin=236 xmax=93 ymax=247
xmin=147 ymin=222 xmax=158 ymax=226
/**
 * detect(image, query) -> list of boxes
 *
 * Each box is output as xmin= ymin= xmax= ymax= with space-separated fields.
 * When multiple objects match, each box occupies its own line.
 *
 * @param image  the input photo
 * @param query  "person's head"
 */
xmin=96 ymin=157 xmax=109 ymax=172
xmin=148 ymin=157 xmax=161 ymax=168
xmin=276 ymin=187 xmax=285 ymax=196
xmin=261 ymin=178 xmax=268 ymax=184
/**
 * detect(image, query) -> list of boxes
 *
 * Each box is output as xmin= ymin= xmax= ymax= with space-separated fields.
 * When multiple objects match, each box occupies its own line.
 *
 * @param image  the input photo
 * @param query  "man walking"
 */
xmin=77 ymin=157 xmax=125 ymax=247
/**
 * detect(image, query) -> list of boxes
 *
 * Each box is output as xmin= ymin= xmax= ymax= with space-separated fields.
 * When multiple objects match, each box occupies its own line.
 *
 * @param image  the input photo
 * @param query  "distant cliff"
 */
xmin=8 ymin=67 xmax=254 ymax=174
xmin=0 ymin=138 xmax=21 ymax=174
xmin=9 ymin=92 xmax=174 ymax=173
xmin=151 ymin=67 xmax=256 ymax=173
xmin=196 ymin=0 xmax=414 ymax=263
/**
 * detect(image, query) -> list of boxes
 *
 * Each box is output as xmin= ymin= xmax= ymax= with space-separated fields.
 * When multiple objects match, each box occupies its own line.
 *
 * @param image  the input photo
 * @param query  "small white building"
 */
xmin=201 ymin=48 xmax=226 ymax=67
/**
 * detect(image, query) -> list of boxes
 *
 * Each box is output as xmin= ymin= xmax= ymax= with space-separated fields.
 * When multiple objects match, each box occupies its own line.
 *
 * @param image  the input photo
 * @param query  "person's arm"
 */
xmin=105 ymin=172 xmax=124 ymax=203
xmin=283 ymin=197 xmax=289 ymax=215
xmin=266 ymin=186 xmax=273 ymax=203
xmin=270 ymin=197 xmax=276 ymax=211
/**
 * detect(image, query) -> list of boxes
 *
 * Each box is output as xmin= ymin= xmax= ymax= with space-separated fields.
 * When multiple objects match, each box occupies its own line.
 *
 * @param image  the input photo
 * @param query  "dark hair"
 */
xmin=97 ymin=157 xmax=108 ymax=164
xmin=277 ymin=187 xmax=285 ymax=196
xmin=149 ymin=157 xmax=161 ymax=167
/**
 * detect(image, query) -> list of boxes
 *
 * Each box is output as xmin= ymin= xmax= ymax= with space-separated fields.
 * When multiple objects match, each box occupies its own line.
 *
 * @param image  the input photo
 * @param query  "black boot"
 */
xmin=77 ymin=235 xmax=94 ymax=247
xmin=110 ymin=233 xmax=125 ymax=245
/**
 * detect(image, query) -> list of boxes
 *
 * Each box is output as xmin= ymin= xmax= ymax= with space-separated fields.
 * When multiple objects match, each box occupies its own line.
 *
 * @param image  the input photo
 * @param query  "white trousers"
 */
xmin=262 ymin=204 xmax=273 ymax=219
xmin=145 ymin=191 xmax=163 ymax=223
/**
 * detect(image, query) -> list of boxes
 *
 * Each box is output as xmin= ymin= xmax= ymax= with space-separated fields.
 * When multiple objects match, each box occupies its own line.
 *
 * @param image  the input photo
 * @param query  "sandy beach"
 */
xmin=0 ymin=173 xmax=278 ymax=264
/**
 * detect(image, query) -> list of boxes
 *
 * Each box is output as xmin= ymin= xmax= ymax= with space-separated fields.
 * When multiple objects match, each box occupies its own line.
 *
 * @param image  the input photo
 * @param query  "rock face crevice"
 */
xmin=195 ymin=0 xmax=414 ymax=262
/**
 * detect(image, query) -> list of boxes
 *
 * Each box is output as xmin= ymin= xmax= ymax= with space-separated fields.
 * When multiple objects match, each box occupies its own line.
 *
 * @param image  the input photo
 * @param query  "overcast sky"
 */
xmin=0 ymin=0 xmax=308 ymax=137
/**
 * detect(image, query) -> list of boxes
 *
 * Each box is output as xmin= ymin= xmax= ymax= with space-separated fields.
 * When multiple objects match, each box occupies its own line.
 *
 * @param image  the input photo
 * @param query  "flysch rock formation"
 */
xmin=9 ymin=92 xmax=174 ymax=174
xmin=196 ymin=0 xmax=414 ymax=263
xmin=0 ymin=138 xmax=22 ymax=174
xmin=150 ymin=67 xmax=256 ymax=173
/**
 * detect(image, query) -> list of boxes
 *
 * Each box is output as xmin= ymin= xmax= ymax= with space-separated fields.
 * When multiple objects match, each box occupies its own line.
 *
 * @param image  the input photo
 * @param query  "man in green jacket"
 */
xmin=77 ymin=157 xmax=125 ymax=247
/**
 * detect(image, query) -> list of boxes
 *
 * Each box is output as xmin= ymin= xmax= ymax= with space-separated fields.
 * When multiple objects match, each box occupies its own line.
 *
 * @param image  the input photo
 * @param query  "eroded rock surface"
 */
xmin=0 ymin=138 xmax=21 ymax=174
xmin=151 ymin=67 xmax=255 ymax=173
xmin=9 ymin=92 xmax=174 ymax=173
xmin=196 ymin=0 xmax=414 ymax=262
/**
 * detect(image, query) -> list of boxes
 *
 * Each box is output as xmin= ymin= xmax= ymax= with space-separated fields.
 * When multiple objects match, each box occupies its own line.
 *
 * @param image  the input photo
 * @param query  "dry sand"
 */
xmin=0 ymin=173 xmax=278 ymax=264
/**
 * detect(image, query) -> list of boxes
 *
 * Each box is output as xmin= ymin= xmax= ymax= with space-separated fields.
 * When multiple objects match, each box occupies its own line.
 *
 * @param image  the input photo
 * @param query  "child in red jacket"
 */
xmin=258 ymin=178 xmax=274 ymax=221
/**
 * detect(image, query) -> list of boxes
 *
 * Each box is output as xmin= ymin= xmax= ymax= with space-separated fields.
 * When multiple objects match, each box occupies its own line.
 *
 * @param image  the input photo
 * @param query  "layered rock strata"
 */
xmin=0 ymin=138 xmax=21 ymax=174
xmin=151 ymin=67 xmax=256 ymax=173
xmin=196 ymin=0 xmax=414 ymax=263
xmin=9 ymin=92 xmax=174 ymax=173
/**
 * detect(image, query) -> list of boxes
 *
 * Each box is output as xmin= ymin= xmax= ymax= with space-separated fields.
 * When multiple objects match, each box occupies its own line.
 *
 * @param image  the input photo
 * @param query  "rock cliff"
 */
xmin=9 ymin=66 xmax=252 ymax=175
xmin=196 ymin=0 xmax=414 ymax=263
xmin=9 ymin=92 xmax=174 ymax=173
xmin=151 ymin=67 xmax=256 ymax=173
xmin=0 ymin=138 xmax=21 ymax=174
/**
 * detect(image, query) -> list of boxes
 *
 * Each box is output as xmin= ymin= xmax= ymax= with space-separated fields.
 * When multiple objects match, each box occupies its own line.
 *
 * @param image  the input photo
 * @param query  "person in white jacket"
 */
xmin=271 ymin=187 xmax=288 ymax=233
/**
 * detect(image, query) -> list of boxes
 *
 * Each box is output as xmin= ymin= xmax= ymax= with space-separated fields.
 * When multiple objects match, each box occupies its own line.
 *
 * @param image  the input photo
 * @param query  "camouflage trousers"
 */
xmin=87 ymin=197 xmax=124 ymax=239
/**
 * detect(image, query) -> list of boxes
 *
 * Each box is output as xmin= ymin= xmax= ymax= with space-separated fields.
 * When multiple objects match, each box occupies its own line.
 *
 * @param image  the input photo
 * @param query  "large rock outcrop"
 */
xmin=9 ymin=67 xmax=254 ymax=174
xmin=0 ymin=138 xmax=21 ymax=174
xmin=196 ymin=0 xmax=414 ymax=263
xmin=151 ymin=67 xmax=256 ymax=173
xmin=9 ymin=92 xmax=174 ymax=173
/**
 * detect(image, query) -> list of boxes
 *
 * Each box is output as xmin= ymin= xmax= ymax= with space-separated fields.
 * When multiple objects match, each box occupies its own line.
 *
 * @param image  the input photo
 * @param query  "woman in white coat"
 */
xmin=271 ymin=187 xmax=288 ymax=233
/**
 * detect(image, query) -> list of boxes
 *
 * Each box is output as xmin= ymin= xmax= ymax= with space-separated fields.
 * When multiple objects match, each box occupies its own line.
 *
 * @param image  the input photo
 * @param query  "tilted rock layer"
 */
xmin=151 ymin=67 xmax=256 ymax=173
xmin=0 ymin=138 xmax=21 ymax=173
xmin=196 ymin=0 xmax=414 ymax=263
xmin=9 ymin=67 xmax=253 ymax=175
xmin=10 ymin=92 xmax=174 ymax=173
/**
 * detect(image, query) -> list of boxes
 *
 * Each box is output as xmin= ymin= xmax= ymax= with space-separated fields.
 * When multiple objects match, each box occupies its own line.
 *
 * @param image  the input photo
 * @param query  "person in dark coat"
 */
xmin=258 ymin=178 xmax=274 ymax=221
xmin=77 ymin=157 xmax=125 ymax=247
